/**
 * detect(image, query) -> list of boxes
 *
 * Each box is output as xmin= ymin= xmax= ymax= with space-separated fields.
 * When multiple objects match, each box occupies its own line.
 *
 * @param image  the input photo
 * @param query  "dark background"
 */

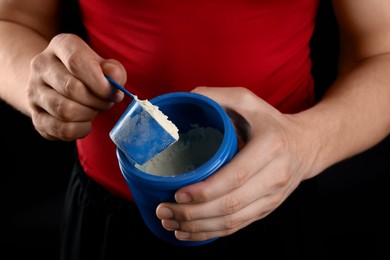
xmin=0 ymin=102 xmax=75 ymax=258
xmin=0 ymin=1 xmax=389 ymax=259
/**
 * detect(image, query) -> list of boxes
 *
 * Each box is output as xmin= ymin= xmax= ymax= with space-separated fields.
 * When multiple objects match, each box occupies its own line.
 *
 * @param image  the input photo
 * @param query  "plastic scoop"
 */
xmin=106 ymin=75 xmax=179 ymax=165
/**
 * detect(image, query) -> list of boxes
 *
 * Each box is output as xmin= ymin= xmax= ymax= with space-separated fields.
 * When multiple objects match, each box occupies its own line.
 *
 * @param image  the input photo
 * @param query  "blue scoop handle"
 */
xmin=105 ymin=75 xmax=135 ymax=99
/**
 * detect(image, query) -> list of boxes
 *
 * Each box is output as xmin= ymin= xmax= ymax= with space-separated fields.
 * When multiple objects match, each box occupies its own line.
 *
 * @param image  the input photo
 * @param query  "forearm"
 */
xmin=297 ymin=54 xmax=390 ymax=178
xmin=0 ymin=21 xmax=49 ymax=116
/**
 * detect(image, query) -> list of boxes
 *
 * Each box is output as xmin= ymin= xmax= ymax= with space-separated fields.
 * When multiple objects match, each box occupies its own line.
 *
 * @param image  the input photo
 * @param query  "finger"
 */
xmin=171 ymin=204 xmax=268 ymax=241
xmin=173 ymin=134 xmax=277 ymax=204
xmin=101 ymin=59 xmax=127 ymax=86
xmin=160 ymin=164 xmax=289 ymax=242
xmin=41 ymin=63 xmax=115 ymax=110
xmin=158 ymin=150 xmax=278 ymax=221
xmin=162 ymin=191 xmax=275 ymax=241
xmin=192 ymin=86 xmax=278 ymax=126
xmin=32 ymin=50 xmax=119 ymax=111
xmin=28 ymin=77 xmax=100 ymax=141
xmin=48 ymin=34 xmax=123 ymax=101
xmin=30 ymin=82 xmax=100 ymax=122
xmin=31 ymin=108 xmax=92 ymax=141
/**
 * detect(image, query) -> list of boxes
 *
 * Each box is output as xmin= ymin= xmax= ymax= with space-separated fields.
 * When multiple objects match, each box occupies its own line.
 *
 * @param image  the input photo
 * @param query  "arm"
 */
xmin=0 ymin=0 xmax=60 ymax=115
xmin=297 ymin=0 xmax=390 ymax=175
xmin=0 ymin=0 xmax=126 ymax=140
xmin=156 ymin=0 xmax=390 ymax=242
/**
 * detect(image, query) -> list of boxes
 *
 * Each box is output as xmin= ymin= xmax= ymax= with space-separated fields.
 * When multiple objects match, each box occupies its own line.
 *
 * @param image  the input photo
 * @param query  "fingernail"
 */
xmin=175 ymin=192 xmax=192 ymax=203
xmin=112 ymin=90 xmax=124 ymax=103
xmin=158 ymin=207 xmax=173 ymax=219
xmin=163 ymin=220 xmax=179 ymax=231
xmin=176 ymin=231 xmax=191 ymax=240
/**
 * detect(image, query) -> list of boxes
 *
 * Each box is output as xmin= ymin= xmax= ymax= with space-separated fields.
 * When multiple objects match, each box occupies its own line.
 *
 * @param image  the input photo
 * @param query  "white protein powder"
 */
xmin=135 ymin=126 xmax=223 ymax=176
xmin=137 ymin=97 xmax=179 ymax=140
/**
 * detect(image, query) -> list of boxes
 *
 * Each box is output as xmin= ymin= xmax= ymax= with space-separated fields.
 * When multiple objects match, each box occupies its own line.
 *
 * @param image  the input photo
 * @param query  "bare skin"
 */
xmin=1 ymin=0 xmax=390 ymax=243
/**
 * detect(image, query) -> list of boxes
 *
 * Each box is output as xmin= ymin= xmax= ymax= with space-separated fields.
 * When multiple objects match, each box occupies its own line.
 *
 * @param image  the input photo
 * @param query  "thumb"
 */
xmin=101 ymin=59 xmax=127 ymax=86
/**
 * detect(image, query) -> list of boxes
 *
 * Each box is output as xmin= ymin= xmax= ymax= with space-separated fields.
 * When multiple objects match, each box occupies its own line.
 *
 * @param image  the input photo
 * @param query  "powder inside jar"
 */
xmin=135 ymin=125 xmax=223 ymax=176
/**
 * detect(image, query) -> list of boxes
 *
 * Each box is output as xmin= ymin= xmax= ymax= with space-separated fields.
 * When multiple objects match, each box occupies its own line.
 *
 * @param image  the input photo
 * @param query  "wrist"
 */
xmin=286 ymin=107 xmax=344 ymax=179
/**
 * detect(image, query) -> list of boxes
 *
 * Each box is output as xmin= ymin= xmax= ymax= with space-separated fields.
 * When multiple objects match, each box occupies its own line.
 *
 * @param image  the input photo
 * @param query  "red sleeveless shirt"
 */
xmin=76 ymin=0 xmax=319 ymax=200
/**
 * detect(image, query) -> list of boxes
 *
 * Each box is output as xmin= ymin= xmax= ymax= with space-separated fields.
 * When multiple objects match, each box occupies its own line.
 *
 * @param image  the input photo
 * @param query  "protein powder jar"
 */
xmin=113 ymin=92 xmax=238 ymax=246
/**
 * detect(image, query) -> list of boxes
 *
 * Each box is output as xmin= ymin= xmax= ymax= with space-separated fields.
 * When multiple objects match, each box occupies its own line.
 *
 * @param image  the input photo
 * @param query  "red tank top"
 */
xmin=76 ymin=0 xmax=319 ymax=200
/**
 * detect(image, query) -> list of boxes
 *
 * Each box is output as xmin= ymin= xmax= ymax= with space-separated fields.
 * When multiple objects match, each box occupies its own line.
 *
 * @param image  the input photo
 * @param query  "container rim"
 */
xmin=118 ymin=91 xmax=237 ymax=188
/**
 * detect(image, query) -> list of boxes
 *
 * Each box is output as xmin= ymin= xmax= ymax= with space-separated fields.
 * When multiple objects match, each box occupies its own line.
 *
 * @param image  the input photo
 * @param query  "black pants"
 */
xmin=58 ymin=160 xmax=327 ymax=260
xmin=59 ymin=137 xmax=390 ymax=260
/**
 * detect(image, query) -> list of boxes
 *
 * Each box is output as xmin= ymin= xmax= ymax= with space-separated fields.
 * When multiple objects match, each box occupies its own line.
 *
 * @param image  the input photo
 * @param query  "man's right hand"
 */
xmin=28 ymin=33 xmax=126 ymax=141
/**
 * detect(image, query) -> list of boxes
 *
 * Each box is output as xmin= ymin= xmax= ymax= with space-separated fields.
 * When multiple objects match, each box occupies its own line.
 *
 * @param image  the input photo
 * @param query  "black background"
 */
xmin=0 ymin=1 xmax=389 ymax=259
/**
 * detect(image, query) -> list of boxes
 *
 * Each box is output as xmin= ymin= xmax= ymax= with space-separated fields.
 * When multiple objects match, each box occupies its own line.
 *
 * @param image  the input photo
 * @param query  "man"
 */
xmin=1 ymin=0 xmax=389 ymax=259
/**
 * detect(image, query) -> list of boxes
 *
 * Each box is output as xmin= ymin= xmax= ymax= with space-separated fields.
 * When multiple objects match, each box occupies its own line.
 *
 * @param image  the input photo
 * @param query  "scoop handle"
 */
xmin=105 ymin=75 xmax=135 ymax=99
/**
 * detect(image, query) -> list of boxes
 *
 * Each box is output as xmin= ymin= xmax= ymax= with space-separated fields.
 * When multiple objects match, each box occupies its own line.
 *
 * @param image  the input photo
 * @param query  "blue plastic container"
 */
xmin=114 ymin=92 xmax=238 ymax=246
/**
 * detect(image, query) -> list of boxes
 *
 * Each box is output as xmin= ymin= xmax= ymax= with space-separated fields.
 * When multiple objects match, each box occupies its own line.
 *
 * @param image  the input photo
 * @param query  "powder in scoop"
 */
xmin=137 ymin=97 xmax=179 ymax=140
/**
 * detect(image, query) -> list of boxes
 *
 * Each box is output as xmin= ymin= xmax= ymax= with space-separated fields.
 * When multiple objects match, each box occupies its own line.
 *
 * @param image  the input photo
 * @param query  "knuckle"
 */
xmin=51 ymin=33 xmax=66 ymax=45
xmin=181 ymin=221 xmax=198 ymax=233
xmin=197 ymin=190 xmax=212 ymax=202
xmin=267 ymin=131 xmax=287 ymax=156
xmin=233 ymin=165 xmax=250 ymax=187
xmin=180 ymin=208 xmax=194 ymax=221
xmin=235 ymin=87 xmax=253 ymax=104
xmin=223 ymin=195 xmax=242 ymax=215
xmin=223 ymin=214 xmax=242 ymax=230
xmin=31 ymin=110 xmax=56 ymax=140
xmin=54 ymin=99 xmax=76 ymax=121
xmin=52 ymin=34 xmax=86 ymax=73
xmin=62 ymin=75 xmax=83 ymax=98
xmin=54 ymin=122 xmax=79 ymax=141
xmin=51 ymin=33 xmax=77 ymax=48
xmin=273 ymin=170 xmax=290 ymax=189
xmin=66 ymin=51 xmax=85 ymax=73
xmin=56 ymin=123 xmax=74 ymax=141
xmin=26 ymin=85 xmax=36 ymax=101
xmin=32 ymin=108 xmax=87 ymax=141
xmin=30 ymin=54 xmax=44 ymax=72
xmin=238 ymin=87 xmax=251 ymax=97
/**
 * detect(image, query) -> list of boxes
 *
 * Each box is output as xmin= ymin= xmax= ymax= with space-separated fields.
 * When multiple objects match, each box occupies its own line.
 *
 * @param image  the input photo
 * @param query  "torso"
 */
xmin=76 ymin=0 xmax=320 ymax=200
